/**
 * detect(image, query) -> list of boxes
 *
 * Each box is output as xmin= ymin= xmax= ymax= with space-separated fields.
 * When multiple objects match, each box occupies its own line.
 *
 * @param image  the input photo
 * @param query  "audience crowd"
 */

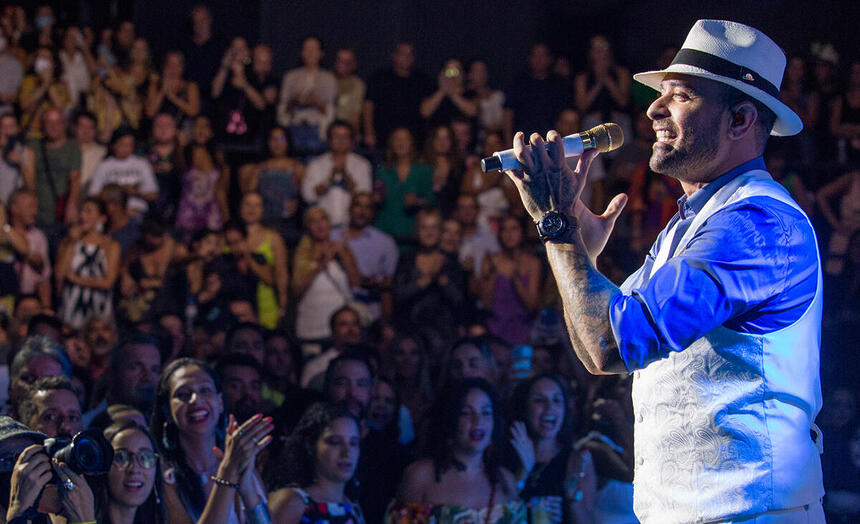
xmin=0 ymin=4 xmax=858 ymax=523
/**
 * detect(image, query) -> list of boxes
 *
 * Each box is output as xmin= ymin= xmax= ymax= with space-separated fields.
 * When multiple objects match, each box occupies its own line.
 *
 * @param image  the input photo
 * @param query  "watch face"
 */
xmin=540 ymin=212 xmax=566 ymax=237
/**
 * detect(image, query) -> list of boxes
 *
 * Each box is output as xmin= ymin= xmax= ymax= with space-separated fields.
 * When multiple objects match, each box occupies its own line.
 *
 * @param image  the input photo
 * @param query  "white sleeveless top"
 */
xmin=626 ymin=171 xmax=824 ymax=523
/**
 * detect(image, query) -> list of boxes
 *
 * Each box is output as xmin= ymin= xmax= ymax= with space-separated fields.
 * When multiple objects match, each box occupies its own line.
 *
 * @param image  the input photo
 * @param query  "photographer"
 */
xmin=0 ymin=416 xmax=95 ymax=524
xmin=0 ymin=114 xmax=34 ymax=204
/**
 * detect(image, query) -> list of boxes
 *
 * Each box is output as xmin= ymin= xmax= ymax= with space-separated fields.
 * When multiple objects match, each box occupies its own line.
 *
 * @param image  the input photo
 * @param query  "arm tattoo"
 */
xmin=546 ymin=238 xmax=624 ymax=374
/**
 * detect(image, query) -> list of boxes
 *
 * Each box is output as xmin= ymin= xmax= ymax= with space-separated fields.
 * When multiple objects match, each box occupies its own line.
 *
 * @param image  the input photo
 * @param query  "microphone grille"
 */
xmin=588 ymin=123 xmax=625 ymax=153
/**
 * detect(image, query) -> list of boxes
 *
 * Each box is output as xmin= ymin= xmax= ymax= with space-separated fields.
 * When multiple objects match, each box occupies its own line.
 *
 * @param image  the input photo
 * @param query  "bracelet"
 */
xmin=210 ymin=475 xmax=240 ymax=489
xmin=245 ymin=502 xmax=272 ymax=524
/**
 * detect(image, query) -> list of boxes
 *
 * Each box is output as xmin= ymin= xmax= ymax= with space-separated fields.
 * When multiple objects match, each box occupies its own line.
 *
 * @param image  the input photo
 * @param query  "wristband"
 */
xmin=210 ymin=475 xmax=240 ymax=489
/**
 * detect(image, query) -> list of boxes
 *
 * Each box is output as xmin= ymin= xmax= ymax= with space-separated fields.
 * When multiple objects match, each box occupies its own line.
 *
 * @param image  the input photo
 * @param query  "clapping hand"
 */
xmin=215 ymin=414 xmax=273 ymax=487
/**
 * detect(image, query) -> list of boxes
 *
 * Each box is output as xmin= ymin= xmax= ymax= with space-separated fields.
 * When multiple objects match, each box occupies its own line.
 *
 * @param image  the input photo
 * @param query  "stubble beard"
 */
xmin=648 ymin=114 xmax=721 ymax=184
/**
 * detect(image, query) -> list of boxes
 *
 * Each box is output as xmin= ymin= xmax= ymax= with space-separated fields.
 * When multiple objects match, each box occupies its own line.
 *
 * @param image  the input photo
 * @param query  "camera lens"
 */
xmin=49 ymin=429 xmax=113 ymax=475
xmin=71 ymin=437 xmax=104 ymax=472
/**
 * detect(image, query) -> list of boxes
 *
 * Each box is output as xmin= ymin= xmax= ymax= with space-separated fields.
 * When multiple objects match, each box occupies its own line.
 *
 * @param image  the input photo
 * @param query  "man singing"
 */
xmin=506 ymin=20 xmax=824 ymax=523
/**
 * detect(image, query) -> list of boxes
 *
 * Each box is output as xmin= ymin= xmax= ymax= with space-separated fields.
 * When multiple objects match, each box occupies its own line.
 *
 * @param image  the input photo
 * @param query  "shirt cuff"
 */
xmin=609 ymin=291 xmax=666 ymax=373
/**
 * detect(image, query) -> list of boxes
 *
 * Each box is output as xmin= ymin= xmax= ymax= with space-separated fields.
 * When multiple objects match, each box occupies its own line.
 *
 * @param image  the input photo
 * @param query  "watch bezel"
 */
xmin=536 ymin=210 xmax=568 ymax=241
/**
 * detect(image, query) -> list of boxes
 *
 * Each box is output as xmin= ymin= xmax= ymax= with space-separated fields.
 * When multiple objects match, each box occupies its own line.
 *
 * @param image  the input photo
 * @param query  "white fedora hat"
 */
xmin=634 ymin=19 xmax=802 ymax=136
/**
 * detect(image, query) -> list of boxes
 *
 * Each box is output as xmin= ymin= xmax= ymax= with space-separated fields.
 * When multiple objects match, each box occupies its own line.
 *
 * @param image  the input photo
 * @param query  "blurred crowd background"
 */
xmin=0 ymin=2 xmax=858 ymax=523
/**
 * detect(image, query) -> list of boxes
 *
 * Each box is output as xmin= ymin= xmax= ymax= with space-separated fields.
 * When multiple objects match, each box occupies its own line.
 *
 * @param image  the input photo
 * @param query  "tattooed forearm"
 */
xmin=546 ymin=238 xmax=625 ymax=375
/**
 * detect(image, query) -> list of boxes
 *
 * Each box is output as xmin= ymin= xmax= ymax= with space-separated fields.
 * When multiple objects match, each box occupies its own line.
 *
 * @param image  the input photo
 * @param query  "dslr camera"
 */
xmin=43 ymin=428 xmax=114 ymax=477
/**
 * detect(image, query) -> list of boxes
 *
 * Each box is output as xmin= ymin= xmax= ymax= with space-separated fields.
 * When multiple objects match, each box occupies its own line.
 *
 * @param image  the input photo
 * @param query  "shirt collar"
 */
xmin=677 ymin=156 xmax=765 ymax=219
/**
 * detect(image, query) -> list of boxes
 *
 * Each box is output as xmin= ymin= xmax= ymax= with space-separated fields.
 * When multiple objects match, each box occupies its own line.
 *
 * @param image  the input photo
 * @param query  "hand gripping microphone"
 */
xmin=480 ymin=123 xmax=624 ymax=173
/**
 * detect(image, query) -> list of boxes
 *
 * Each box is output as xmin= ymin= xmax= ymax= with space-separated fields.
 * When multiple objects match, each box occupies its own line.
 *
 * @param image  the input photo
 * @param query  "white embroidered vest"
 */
xmin=630 ymin=171 xmax=824 ymax=523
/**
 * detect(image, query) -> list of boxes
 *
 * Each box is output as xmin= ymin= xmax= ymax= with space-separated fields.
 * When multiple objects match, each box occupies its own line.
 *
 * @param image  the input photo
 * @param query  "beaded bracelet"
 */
xmin=210 ymin=475 xmax=240 ymax=489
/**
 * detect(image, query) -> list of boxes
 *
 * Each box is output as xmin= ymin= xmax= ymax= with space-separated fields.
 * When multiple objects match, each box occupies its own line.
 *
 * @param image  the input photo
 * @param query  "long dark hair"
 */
xmin=94 ymin=421 xmax=167 ymax=524
xmin=268 ymin=402 xmax=359 ymax=489
xmin=424 ymin=378 xmax=505 ymax=484
xmin=149 ymin=358 xmax=225 ymax=521
xmin=510 ymin=374 xmax=575 ymax=447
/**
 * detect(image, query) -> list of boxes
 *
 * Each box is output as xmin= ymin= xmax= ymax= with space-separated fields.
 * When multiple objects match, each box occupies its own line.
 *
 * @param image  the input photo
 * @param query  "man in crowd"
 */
xmin=83 ymin=333 xmax=161 ymax=425
xmin=7 ymin=335 xmax=72 ymax=418
xmin=363 ymin=42 xmax=430 ymax=148
xmin=300 ymin=306 xmax=363 ymax=390
xmin=216 ymin=353 xmax=265 ymax=423
xmin=302 ymin=120 xmax=372 ymax=228
xmin=18 ymin=376 xmax=81 ymax=439
xmin=180 ymin=4 xmax=225 ymax=102
xmin=224 ymin=322 xmax=285 ymax=407
xmin=87 ymin=127 xmax=157 ymax=216
xmin=334 ymin=48 xmax=365 ymax=132
xmin=455 ymin=193 xmax=499 ymax=275
xmin=324 ymin=352 xmax=406 ymax=524
xmin=7 ymin=189 xmax=51 ymax=308
xmin=503 ymin=42 xmax=570 ymax=144
xmin=505 ymin=19 xmax=824 ymax=522
xmin=81 ymin=315 xmax=118 ymax=380
xmin=29 ymin=108 xmax=81 ymax=228
xmin=72 ymin=111 xmax=105 ymax=190
xmin=331 ymin=192 xmax=398 ymax=321
xmin=146 ymin=112 xmax=182 ymax=221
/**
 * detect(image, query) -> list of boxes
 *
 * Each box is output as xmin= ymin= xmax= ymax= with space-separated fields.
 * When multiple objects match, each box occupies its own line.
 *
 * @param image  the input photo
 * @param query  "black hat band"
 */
xmin=670 ymin=48 xmax=780 ymax=99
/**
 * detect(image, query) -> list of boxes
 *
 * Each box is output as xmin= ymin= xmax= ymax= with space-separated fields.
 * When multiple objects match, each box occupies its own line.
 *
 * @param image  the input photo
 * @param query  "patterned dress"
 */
xmin=59 ymin=241 xmax=112 ymax=329
xmin=290 ymin=487 xmax=365 ymax=524
xmin=385 ymin=500 xmax=527 ymax=524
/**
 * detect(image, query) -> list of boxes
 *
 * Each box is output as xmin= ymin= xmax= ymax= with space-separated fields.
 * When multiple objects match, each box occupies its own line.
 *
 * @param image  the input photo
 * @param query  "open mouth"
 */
xmin=540 ymin=415 xmax=558 ymax=430
xmin=188 ymin=408 xmax=209 ymax=423
xmin=654 ymin=129 xmax=677 ymax=144
xmin=469 ymin=429 xmax=486 ymax=442
xmin=123 ymin=480 xmax=144 ymax=491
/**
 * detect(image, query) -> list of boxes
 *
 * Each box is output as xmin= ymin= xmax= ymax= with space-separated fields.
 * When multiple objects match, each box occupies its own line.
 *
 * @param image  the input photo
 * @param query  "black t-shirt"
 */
xmin=180 ymin=35 xmax=227 ymax=100
xmin=425 ymin=88 xmax=478 ymax=129
xmin=366 ymin=68 xmax=432 ymax=145
xmin=504 ymin=72 xmax=572 ymax=136
xmin=214 ymin=66 xmax=277 ymax=151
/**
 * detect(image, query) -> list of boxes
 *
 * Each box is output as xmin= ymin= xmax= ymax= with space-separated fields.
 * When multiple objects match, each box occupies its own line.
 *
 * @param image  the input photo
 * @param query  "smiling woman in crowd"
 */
xmin=508 ymin=374 xmax=597 ymax=524
xmin=387 ymin=378 xmax=525 ymax=524
xmin=151 ymin=358 xmax=273 ymax=524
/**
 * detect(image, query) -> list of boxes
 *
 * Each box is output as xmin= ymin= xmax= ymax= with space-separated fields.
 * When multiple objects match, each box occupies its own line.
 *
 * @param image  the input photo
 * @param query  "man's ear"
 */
xmin=727 ymin=101 xmax=758 ymax=141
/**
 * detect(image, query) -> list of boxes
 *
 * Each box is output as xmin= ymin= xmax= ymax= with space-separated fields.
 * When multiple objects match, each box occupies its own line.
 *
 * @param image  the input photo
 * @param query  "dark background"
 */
xmin=50 ymin=0 xmax=860 ymax=89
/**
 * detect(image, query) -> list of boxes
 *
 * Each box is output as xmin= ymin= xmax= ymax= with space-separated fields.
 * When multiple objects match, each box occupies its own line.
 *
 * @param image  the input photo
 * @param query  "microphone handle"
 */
xmin=481 ymin=134 xmax=587 ymax=173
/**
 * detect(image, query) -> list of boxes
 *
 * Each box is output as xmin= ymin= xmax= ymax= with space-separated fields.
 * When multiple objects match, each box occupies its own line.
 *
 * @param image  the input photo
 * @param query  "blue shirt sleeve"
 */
xmin=609 ymin=196 xmax=819 ymax=372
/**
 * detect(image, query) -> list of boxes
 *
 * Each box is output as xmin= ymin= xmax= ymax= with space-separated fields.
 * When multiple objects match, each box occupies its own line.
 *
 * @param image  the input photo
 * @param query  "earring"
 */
xmin=162 ymin=421 xmax=175 ymax=451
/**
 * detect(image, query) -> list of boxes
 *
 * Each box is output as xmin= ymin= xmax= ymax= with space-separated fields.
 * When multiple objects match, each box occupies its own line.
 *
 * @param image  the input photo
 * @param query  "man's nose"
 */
xmin=646 ymin=93 xmax=669 ymax=121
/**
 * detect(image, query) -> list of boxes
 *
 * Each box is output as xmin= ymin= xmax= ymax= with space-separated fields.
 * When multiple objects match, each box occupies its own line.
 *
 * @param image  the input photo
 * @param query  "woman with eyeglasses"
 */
xmin=97 ymin=420 xmax=166 ymax=524
xmin=151 ymin=358 xmax=274 ymax=524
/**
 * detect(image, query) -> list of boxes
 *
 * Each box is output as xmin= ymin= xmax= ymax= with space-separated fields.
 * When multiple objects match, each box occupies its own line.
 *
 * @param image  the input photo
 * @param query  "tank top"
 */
xmin=291 ymin=487 xmax=365 ymax=524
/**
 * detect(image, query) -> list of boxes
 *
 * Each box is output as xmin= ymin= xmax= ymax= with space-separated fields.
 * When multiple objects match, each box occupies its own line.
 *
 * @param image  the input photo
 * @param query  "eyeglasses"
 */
xmin=113 ymin=449 xmax=158 ymax=470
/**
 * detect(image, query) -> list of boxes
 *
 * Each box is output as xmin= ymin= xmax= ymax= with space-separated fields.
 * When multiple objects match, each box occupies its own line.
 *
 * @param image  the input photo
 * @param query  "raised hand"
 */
xmin=215 ymin=413 xmax=273 ymax=485
xmin=55 ymin=460 xmax=95 ymax=523
xmin=6 ymin=445 xmax=53 ymax=521
xmin=505 ymin=131 xmax=599 ymax=221
xmin=509 ymin=421 xmax=535 ymax=479
xmin=572 ymin=193 xmax=628 ymax=263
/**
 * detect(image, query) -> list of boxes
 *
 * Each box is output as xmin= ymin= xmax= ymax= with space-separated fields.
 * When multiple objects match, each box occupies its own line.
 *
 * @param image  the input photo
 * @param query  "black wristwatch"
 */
xmin=536 ymin=210 xmax=575 ymax=242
